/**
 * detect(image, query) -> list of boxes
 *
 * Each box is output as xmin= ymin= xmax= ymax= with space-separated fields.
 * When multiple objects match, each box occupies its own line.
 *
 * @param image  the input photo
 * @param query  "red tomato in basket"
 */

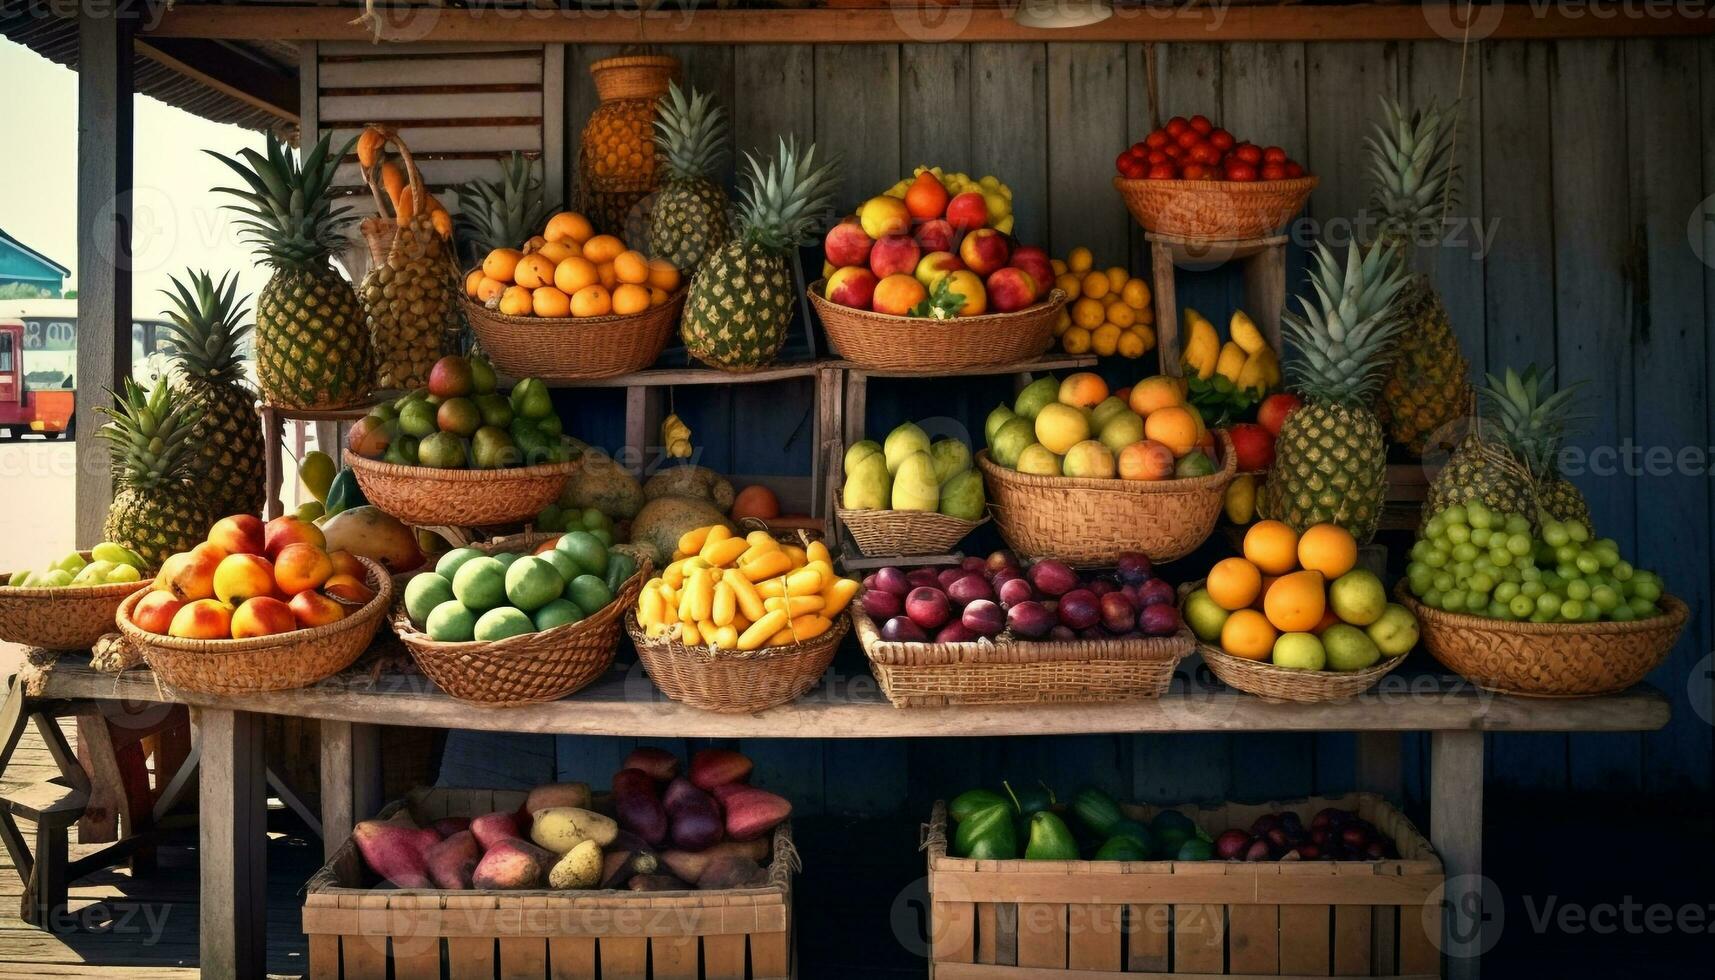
xmin=1234 ymin=144 xmax=1264 ymax=166
xmin=1117 ymin=152 xmax=1148 ymax=179
xmin=1181 ymin=163 xmax=1216 ymax=181
xmin=1259 ymin=162 xmax=1288 ymax=181
xmin=1209 ymin=129 xmax=1235 ymax=151
xmin=1263 ymin=145 xmax=1288 ymax=164
xmin=1284 ymin=161 xmax=1305 ymax=178
xmin=1145 ymin=130 xmax=1171 ymax=149
xmin=1225 ymin=161 xmax=1259 ymax=182
xmin=1175 ymin=129 xmax=1202 ymax=150
xmin=1189 ymin=114 xmax=1214 ymax=135
xmin=1165 ymin=116 xmax=1190 ymax=136
xmin=1146 ymin=163 xmax=1179 ymax=180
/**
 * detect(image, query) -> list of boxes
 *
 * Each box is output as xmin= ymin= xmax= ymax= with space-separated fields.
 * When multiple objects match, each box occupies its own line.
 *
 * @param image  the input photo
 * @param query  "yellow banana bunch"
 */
xmin=1182 ymin=307 xmax=1280 ymax=396
xmin=661 ymin=413 xmax=693 ymax=459
xmin=1180 ymin=308 xmax=1222 ymax=379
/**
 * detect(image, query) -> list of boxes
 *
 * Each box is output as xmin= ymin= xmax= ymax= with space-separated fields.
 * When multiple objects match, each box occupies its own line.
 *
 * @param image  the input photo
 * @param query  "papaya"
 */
xmin=321 ymin=505 xmax=425 ymax=572
xmin=643 ymin=466 xmax=735 ymax=512
xmin=627 ymin=496 xmax=736 ymax=567
xmin=323 ymin=468 xmax=367 ymax=520
xmin=559 ymin=453 xmax=645 ymax=520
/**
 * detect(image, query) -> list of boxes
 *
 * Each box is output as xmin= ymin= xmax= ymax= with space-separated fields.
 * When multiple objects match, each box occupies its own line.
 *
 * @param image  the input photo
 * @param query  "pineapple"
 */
xmin=681 ymin=137 xmax=839 ymax=371
xmin=454 ymin=151 xmax=559 ymax=264
xmin=648 ymin=82 xmax=732 ymax=274
xmin=158 ymin=271 xmax=264 ymax=517
xmin=1426 ymin=366 xmax=1592 ymax=527
xmin=98 ymin=379 xmax=220 ymax=567
xmin=1259 ymin=241 xmax=1410 ymax=543
xmin=1367 ymin=97 xmax=1471 ymax=457
xmin=208 ymin=133 xmax=371 ymax=411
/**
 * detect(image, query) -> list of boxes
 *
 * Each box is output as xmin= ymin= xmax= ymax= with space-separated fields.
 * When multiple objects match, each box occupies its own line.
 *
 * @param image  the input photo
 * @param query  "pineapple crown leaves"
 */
xmin=654 ymin=81 xmax=731 ymax=182
xmin=735 ymin=136 xmax=842 ymax=253
xmin=208 ymin=132 xmax=358 ymax=271
xmin=96 ymin=378 xmax=203 ymax=489
xmin=159 ymin=270 xmax=253 ymax=384
xmin=1478 ymin=364 xmax=1589 ymax=477
xmin=909 ymin=275 xmax=966 ymax=319
xmin=1365 ymin=96 xmax=1460 ymax=247
xmin=454 ymin=152 xmax=561 ymax=257
xmin=1281 ymin=240 xmax=1411 ymax=407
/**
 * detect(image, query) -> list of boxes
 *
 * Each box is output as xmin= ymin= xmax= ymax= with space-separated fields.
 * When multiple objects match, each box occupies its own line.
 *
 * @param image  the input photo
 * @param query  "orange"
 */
xmin=597 ymin=262 xmax=619 ymax=290
xmin=1071 ymin=297 xmax=1106 ymax=329
xmin=522 ymin=235 xmax=547 ymax=254
xmin=1297 ymin=524 xmax=1358 ymax=579
xmin=1105 ymin=300 xmax=1136 ymax=328
xmin=1057 ymin=372 xmax=1108 ymax=409
xmin=1220 ymin=608 xmax=1277 ymax=661
xmin=581 ymin=233 xmax=626 ymax=264
xmin=535 ymin=241 xmax=577 ymax=265
xmin=1091 ymin=323 xmax=1122 ymax=357
xmin=570 ymin=284 xmax=612 ymax=318
xmin=1060 ymin=326 xmax=1092 ymax=355
xmin=463 ymin=268 xmax=484 ymax=297
xmin=649 ymin=286 xmax=671 ymax=307
xmin=1206 ymin=557 xmax=1263 ymax=611
xmin=1121 ymin=278 xmax=1151 ymax=309
xmin=1310 ymin=608 xmax=1341 ymax=634
xmin=1263 ymin=570 xmax=1326 ymax=632
xmin=544 ymin=211 xmax=593 ymax=245
xmin=1080 ymin=271 xmax=1110 ymax=300
xmin=498 ymin=285 xmax=534 ymax=317
xmin=513 ymin=253 xmax=557 ymax=290
xmin=612 ymin=249 xmax=650 ymax=285
xmin=532 ymin=285 xmax=571 ymax=318
xmin=1116 ymin=329 xmax=1148 ymax=359
xmin=554 ymin=256 xmax=599 ymax=294
xmin=1066 ymin=246 xmax=1093 ymax=273
xmin=1104 ymin=266 xmax=1129 ymax=294
xmin=482 ymin=248 xmax=522 ymax=283
xmin=1128 ymin=375 xmax=1184 ymax=416
xmin=1242 ymin=520 xmax=1300 ymax=575
xmin=475 ymin=277 xmax=506 ymax=303
xmin=611 ymin=283 xmax=651 ymax=316
xmin=1142 ymin=405 xmax=1198 ymax=456
xmin=1253 ymin=574 xmax=1280 ymax=611
xmin=647 ymin=259 xmax=681 ymax=292
xmin=1055 ymin=272 xmax=1084 ymax=301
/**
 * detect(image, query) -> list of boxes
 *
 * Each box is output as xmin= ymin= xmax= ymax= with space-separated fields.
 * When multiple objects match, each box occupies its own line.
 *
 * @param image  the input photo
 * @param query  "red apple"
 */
xmin=825 ymin=266 xmax=880 ymax=310
xmin=945 ymin=192 xmax=989 ymax=231
xmin=869 ymin=234 xmax=922 ymax=279
xmin=913 ymin=251 xmax=964 ymax=289
xmin=915 ymin=218 xmax=956 ymax=254
xmin=1257 ymin=393 xmax=1304 ymax=437
xmin=984 ymin=267 xmax=1038 ymax=313
xmin=207 ymin=514 xmax=266 ymax=557
xmin=824 ymin=218 xmax=874 ymax=268
xmin=1226 ymin=423 xmax=1276 ymax=472
xmin=1007 ymin=246 xmax=1054 ymax=301
xmin=958 ymin=227 xmax=1010 ymax=277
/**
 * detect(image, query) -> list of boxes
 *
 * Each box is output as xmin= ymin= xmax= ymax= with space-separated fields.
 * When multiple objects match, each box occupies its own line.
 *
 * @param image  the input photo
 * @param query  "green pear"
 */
xmin=883 ymin=422 xmax=931 ymax=474
xmin=938 ymin=469 xmax=986 ymax=521
xmin=842 ymin=452 xmax=892 ymax=510
xmin=1091 ymin=396 xmax=1131 ymax=431
xmin=929 ymin=438 xmax=973 ymax=485
xmin=1098 ymin=411 xmax=1145 ymax=453
xmin=984 ymin=403 xmax=1017 ymax=446
xmin=991 ymin=417 xmax=1037 ymax=469
xmin=890 ymin=451 xmax=940 ymax=512
xmin=1013 ymin=376 xmax=1059 ymax=420
xmin=1016 ymin=443 xmax=1063 ymax=476
xmin=844 ymin=439 xmax=882 ymax=475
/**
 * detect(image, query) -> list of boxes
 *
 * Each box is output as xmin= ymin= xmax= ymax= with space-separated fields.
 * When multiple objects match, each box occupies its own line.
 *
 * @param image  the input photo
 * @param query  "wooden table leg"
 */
xmin=199 ymin=707 xmax=266 ymax=979
xmin=318 ymin=720 xmax=353 ymax=863
xmin=259 ymin=404 xmax=283 ymax=521
xmin=1431 ymin=730 xmax=1484 ymax=980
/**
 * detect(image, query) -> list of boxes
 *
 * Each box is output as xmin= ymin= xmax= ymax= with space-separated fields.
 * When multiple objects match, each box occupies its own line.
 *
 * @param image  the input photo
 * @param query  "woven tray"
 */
xmin=976 ymin=432 xmax=1235 ymax=567
xmin=0 ymin=553 xmax=153 ymax=651
xmin=1114 ymin=175 xmax=1318 ymax=241
xmin=460 ymin=287 xmax=683 ymax=381
xmin=343 ymin=448 xmax=578 ymax=528
xmin=392 ymin=552 xmax=649 ymax=707
xmin=115 ymin=557 xmax=391 ymax=696
xmin=852 ymin=604 xmax=1192 ymax=707
xmin=1399 ymin=587 xmax=1688 ymax=698
xmin=836 ymin=506 xmax=987 ymax=558
xmin=810 ymin=285 xmax=1064 ymax=373
xmin=625 ymin=611 xmax=849 ymax=714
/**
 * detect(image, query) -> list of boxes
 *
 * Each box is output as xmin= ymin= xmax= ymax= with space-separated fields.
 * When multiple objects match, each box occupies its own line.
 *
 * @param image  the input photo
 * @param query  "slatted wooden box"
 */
xmin=924 ymin=793 xmax=1443 ymax=979
xmin=304 ymin=787 xmax=794 ymax=979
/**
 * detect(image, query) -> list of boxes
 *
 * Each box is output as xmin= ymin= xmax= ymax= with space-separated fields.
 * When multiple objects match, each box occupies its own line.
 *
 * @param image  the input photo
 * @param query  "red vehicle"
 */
xmin=0 ymin=318 xmax=74 ymax=440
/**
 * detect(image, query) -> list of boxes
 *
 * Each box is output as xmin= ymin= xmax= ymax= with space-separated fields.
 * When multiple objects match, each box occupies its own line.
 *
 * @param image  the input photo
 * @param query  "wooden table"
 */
xmin=18 ymin=656 xmax=1671 ymax=980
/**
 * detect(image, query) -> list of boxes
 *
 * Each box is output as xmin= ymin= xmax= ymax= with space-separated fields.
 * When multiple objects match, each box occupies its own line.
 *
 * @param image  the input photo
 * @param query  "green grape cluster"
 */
xmin=1407 ymin=504 xmax=1665 ymax=624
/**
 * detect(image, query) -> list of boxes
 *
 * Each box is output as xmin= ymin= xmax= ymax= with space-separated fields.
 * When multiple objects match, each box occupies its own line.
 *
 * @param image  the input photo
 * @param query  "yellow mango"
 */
xmin=738 ymin=610 xmax=789 ymax=650
xmin=700 ymin=536 xmax=749 ymax=568
xmin=712 ymin=579 xmax=736 ymax=627
xmin=723 ymin=569 xmax=767 ymax=622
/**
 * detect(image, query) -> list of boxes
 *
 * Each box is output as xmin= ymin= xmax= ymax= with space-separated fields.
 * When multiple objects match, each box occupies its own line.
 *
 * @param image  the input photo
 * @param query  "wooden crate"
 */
xmin=304 ymin=786 xmax=795 ymax=979
xmin=925 ymin=793 xmax=1442 ymax=979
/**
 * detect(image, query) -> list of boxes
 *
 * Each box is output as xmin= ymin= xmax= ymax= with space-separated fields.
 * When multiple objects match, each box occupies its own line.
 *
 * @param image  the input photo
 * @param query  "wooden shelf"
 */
xmin=831 ymin=354 xmax=1096 ymax=380
xmin=523 ymin=361 xmax=831 ymax=390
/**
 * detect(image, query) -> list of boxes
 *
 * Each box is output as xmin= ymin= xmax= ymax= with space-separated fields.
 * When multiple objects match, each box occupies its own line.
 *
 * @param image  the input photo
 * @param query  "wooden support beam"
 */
xmin=135 ymin=37 xmax=300 ymax=125
xmin=74 ymin=6 xmax=136 ymax=547
xmin=1431 ymin=730 xmax=1485 ymax=980
xmin=147 ymin=3 xmax=1715 ymax=44
xmin=199 ymin=708 xmax=267 ymax=980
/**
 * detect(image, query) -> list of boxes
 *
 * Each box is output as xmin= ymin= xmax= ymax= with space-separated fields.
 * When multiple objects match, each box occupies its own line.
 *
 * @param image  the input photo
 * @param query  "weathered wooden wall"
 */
xmin=438 ymin=38 xmax=1714 ymax=810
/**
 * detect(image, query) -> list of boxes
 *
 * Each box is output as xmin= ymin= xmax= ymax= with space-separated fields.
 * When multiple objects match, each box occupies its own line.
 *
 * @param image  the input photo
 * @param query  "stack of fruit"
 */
xmin=1181 ymin=521 xmax=1418 ymax=672
xmin=402 ymin=532 xmax=637 ymax=643
xmin=1211 ymin=807 xmax=1400 ymax=863
xmin=129 ymin=514 xmax=376 ymax=640
xmin=346 ymin=355 xmax=567 ymax=469
xmin=821 ymin=168 xmax=1050 ymax=317
xmin=1050 ymin=248 xmax=1156 ymax=358
xmin=840 ymin=422 xmax=987 ymax=522
xmin=1116 ymin=115 xmax=1307 ymax=182
xmin=944 ymin=785 xmax=1220 ymax=862
xmin=1406 ymin=503 xmax=1667 ymax=624
xmin=633 ymin=526 xmax=858 ymax=651
xmin=985 ymin=373 xmax=1218 ymax=482
xmin=467 ymin=211 xmax=681 ymax=319
xmin=1219 ymin=392 xmax=1302 ymax=525
xmin=5 ymin=543 xmax=148 ymax=589
xmin=862 ymin=551 xmax=1183 ymax=645
xmin=880 ymin=166 xmax=1015 ymax=232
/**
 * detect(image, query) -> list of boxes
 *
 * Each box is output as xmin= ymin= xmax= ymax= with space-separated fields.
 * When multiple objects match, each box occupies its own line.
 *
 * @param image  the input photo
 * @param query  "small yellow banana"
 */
xmin=1215 ymin=341 xmax=1248 ymax=384
xmin=1236 ymin=347 xmax=1272 ymax=395
xmin=1230 ymin=309 xmax=1268 ymax=355
xmin=1180 ymin=308 xmax=1221 ymax=379
xmin=662 ymin=413 xmax=693 ymax=459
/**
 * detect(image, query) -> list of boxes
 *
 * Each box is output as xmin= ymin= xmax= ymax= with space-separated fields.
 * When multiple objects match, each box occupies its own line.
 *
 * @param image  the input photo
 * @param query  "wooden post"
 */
xmin=1149 ymin=233 xmax=1288 ymax=377
xmin=1431 ymin=730 xmax=1485 ymax=980
xmin=318 ymin=720 xmax=353 ymax=863
xmin=73 ymin=5 xmax=136 ymax=546
xmin=199 ymin=708 xmax=267 ymax=979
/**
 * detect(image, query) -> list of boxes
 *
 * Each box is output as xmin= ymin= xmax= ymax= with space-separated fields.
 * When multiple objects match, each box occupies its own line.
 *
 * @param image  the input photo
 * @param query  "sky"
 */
xmin=0 ymin=38 xmax=272 ymax=315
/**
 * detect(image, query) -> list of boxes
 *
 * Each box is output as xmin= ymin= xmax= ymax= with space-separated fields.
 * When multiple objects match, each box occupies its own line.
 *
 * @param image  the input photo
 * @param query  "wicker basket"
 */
xmin=1114 ymin=175 xmax=1317 ymax=241
xmin=852 ymin=604 xmax=1192 ymax=707
xmin=590 ymin=54 xmax=678 ymax=104
xmin=1400 ymin=588 xmax=1688 ymax=698
xmin=625 ymin=611 xmax=849 ymax=714
xmin=460 ymin=287 xmax=683 ymax=381
xmin=810 ymin=285 xmax=1065 ymax=372
xmin=836 ymin=506 xmax=987 ymax=558
xmin=1199 ymin=641 xmax=1404 ymax=703
xmin=393 ymin=553 xmax=649 ymax=707
xmin=115 ymin=557 xmax=391 ymax=696
xmin=343 ymin=448 xmax=577 ymax=528
xmin=976 ymin=432 xmax=1235 ymax=567
xmin=0 ymin=553 xmax=153 ymax=651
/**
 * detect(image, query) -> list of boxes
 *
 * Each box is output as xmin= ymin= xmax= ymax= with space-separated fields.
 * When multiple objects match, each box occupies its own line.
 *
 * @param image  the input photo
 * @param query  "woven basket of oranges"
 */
xmin=462 ymin=212 xmax=685 ymax=381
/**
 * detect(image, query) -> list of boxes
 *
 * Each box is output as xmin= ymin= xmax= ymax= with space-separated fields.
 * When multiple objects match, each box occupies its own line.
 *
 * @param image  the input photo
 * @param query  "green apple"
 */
xmin=1271 ymin=632 xmax=1327 ymax=671
xmin=1015 ymin=443 xmax=1062 ymax=476
xmin=1098 ymin=411 xmax=1145 ymax=454
xmin=1328 ymin=568 xmax=1387 ymax=626
xmin=984 ymin=404 xmax=1016 ymax=446
xmin=1322 ymin=623 xmax=1381 ymax=672
xmin=1013 ymin=376 xmax=1059 ymax=420
xmin=1366 ymin=603 xmax=1419 ymax=658
xmin=1181 ymin=589 xmax=1230 ymax=644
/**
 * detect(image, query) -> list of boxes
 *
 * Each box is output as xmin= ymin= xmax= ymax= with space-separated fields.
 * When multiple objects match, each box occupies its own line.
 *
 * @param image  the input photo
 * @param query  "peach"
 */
xmin=161 ymin=543 xmax=226 ymax=602
xmin=872 ymin=274 xmax=928 ymax=316
xmin=941 ymin=270 xmax=987 ymax=317
xmin=959 ymin=227 xmax=1011 ymax=277
xmin=214 ymin=553 xmax=277 ymax=606
xmin=207 ymin=514 xmax=266 ymax=556
xmin=945 ymin=191 xmax=989 ymax=231
xmin=904 ymin=170 xmax=950 ymax=220
xmin=915 ymin=219 xmax=956 ymax=254
xmin=231 ymin=596 xmax=298 ymax=638
xmin=289 ymin=589 xmax=348 ymax=628
xmin=858 ymin=196 xmax=911 ymax=240
xmin=1118 ymin=439 xmax=1177 ymax=481
xmin=823 ymin=218 xmax=874 ymax=268
xmin=914 ymin=251 xmax=964 ymax=290
xmin=868 ymin=235 xmax=921 ymax=279
xmin=825 ymin=266 xmax=879 ymax=310
xmin=345 ymin=416 xmax=391 ymax=459
xmin=985 ymin=267 xmax=1038 ymax=313
xmin=274 ymin=542 xmax=334 ymax=596
xmin=131 ymin=591 xmax=183 ymax=635
xmin=264 ymin=515 xmax=327 ymax=561
xmin=168 ymin=598 xmax=234 ymax=640
xmin=324 ymin=573 xmax=377 ymax=607
xmin=1008 ymin=246 xmax=1055 ymax=301
xmin=327 ymin=550 xmax=366 ymax=580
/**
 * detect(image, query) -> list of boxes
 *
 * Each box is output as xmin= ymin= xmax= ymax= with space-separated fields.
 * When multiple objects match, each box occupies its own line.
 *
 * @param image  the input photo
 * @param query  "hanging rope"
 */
xmin=1434 ymin=0 xmax=1477 ymax=275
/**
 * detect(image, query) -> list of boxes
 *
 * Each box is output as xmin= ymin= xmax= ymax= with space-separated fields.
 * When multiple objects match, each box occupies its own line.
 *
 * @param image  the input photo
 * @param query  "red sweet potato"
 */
xmin=523 ymin=782 xmax=593 ymax=817
xmin=622 ymin=746 xmax=681 ymax=783
xmin=689 ymin=748 xmax=753 ymax=791
xmin=697 ymin=854 xmax=766 ymax=890
xmin=611 ymin=768 xmax=669 ymax=846
xmin=658 ymin=838 xmax=771 ymax=883
xmin=353 ymin=820 xmax=436 ymax=888
xmin=424 ymin=830 xmax=480 ymax=890
xmin=472 ymin=837 xmax=552 ymax=890
xmin=722 ymin=787 xmax=792 ymax=842
xmin=431 ymin=816 xmax=471 ymax=839
xmin=470 ymin=811 xmax=523 ymax=851
xmin=709 ymin=782 xmax=747 ymax=808
xmin=664 ymin=777 xmax=723 ymax=852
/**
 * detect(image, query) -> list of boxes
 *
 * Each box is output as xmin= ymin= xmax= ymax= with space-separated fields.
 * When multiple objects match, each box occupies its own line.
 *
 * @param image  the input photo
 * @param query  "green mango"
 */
xmin=938 ymin=469 xmax=986 ymax=521
xmin=841 ymin=452 xmax=891 ymax=511
xmin=324 ymin=468 xmax=367 ymax=519
xmin=1023 ymin=812 xmax=1079 ymax=861
xmin=883 ymin=422 xmax=930 ymax=474
xmin=890 ymin=452 xmax=939 ymax=512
